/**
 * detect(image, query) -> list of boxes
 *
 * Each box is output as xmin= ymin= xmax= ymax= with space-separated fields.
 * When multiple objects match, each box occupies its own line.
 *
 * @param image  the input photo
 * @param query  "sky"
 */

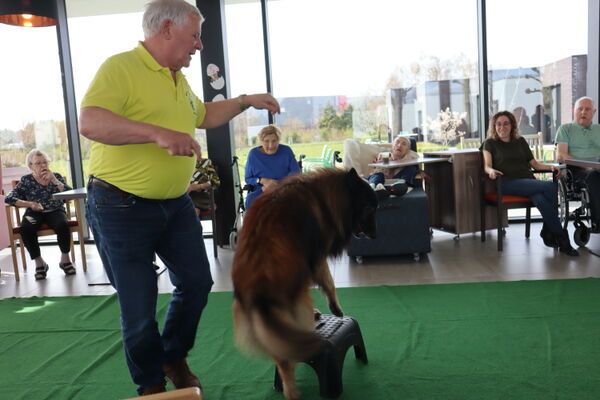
xmin=0 ymin=0 xmax=588 ymax=132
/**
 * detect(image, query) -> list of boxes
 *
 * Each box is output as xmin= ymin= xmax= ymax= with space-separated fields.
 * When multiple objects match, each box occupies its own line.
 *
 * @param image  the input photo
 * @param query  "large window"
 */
xmin=487 ymin=0 xmax=588 ymax=147
xmin=224 ymin=0 xmax=269 ymax=151
xmin=223 ymin=0 xmax=481 ymax=178
xmin=265 ymin=0 xmax=480 ymax=154
xmin=0 ymin=23 xmax=71 ymax=184
xmin=66 ymin=12 xmax=145 ymax=179
xmin=2 ymin=0 xmax=595 ymax=213
xmin=222 ymin=0 xmax=270 ymax=181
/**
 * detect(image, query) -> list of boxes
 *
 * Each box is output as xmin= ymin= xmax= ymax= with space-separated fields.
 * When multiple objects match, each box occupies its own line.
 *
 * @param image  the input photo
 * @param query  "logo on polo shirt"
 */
xmin=186 ymin=90 xmax=197 ymax=116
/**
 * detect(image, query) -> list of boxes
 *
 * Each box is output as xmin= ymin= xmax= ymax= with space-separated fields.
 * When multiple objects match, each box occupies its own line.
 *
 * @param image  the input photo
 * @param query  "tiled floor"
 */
xmin=1 ymin=222 xmax=600 ymax=300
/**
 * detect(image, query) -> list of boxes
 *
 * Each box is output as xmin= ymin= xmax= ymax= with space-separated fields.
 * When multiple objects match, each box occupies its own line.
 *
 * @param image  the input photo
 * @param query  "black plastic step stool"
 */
xmin=273 ymin=314 xmax=368 ymax=398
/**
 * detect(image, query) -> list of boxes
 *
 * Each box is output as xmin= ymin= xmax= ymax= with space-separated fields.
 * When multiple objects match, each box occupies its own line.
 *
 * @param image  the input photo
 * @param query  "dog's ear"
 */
xmin=345 ymin=168 xmax=369 ymax=194
xmin=344 ymin=168 xmax=359 ymax=189
xmin=345 ymin=167 xmax=360 ymax=183
xmin=345 ymin=167 xmax=378 ymax=206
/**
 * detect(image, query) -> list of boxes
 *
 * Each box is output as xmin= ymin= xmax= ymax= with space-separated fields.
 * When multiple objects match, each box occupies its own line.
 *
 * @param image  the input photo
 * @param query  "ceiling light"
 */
xmin=0 ymin=0 xmax=58 ymax=28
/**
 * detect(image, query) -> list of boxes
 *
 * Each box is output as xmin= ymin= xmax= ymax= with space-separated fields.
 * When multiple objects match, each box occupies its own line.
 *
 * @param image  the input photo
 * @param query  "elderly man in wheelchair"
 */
xmin=555 ymin=96 xmax=600 ymax=247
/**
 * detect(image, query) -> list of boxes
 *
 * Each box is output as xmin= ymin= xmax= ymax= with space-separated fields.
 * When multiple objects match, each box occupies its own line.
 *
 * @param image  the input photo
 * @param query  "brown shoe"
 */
xmin=163 ymin=358 xmax=202 ymax=390
xmin=141 ymin=380 xmax=166 ymax=395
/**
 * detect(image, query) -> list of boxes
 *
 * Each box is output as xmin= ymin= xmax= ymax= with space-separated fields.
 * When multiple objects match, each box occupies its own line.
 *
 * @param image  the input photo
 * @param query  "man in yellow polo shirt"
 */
xmin=78 ymin=0 xmax=280 ymax=396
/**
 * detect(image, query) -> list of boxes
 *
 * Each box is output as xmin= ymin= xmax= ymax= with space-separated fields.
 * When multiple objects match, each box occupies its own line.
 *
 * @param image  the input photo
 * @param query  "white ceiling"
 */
xmin=65 ymin=0 xmax=259 ymax=18
xmin=66 ymin=0 xmax=149 ymax=17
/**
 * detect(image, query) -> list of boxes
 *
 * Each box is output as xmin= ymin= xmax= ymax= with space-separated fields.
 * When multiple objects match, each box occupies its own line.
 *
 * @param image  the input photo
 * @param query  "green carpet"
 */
xmin=1 ymin=278 xmax=600 ymax=399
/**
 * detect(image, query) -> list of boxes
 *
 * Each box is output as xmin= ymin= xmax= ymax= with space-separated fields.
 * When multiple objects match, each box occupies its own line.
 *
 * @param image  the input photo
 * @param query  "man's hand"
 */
xmin=244 ymin=94 xmax=281 ymax=114
xmin=200 ymin=93 xmax=281 ymax=129
xmin=155 ymin=130 xmax=203 ymax=159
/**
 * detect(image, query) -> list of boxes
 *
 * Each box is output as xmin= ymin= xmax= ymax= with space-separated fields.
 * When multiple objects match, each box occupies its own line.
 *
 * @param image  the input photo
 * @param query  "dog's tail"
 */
xmin=236 ymin=298 xmax=325 ymax=361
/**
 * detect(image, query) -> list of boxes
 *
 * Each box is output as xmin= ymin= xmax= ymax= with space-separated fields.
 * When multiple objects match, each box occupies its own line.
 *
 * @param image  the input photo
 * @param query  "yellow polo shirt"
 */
xmin=81 ymin=42 xmax=206 ymax=199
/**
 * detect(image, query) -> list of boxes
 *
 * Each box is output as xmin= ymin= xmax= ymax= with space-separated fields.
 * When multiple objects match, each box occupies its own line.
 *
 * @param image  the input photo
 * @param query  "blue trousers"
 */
xmin=368 ymin=165 xmax=418 ymax=186
xmin=501 ymin=178 xmax=562 ymax=233
xmin=86 ymin=183 xmax=213 ymax=393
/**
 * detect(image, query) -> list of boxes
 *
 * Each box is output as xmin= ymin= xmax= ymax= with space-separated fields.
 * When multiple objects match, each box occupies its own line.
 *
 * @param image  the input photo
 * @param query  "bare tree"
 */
xmin=19 ymin=122 xmax=36 ymax=150
xmin=386 ymin=53 xmax=477 ymax=137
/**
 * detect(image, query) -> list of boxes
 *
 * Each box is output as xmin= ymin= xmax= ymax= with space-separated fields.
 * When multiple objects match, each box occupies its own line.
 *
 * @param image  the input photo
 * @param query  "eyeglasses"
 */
xmin=32 ymin=161 xmax=48 ymax=166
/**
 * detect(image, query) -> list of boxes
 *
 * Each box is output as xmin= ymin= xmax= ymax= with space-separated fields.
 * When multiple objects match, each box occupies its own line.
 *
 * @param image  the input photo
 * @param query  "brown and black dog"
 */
xmin=232 ymin=168 xmax=377 ymax=399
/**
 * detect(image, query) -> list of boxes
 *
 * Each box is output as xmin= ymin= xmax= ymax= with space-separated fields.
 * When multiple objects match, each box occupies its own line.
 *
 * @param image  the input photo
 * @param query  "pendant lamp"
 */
xmin=0 ymin=0 xmax=58 ymax=27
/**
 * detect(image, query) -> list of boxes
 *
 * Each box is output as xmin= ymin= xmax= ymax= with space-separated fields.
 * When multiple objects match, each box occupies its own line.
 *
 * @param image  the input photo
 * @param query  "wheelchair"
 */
xmin=557 ymin=168 xmax=594 ymax=247
xmin=229 ymin=156 xmax=249 ymax=251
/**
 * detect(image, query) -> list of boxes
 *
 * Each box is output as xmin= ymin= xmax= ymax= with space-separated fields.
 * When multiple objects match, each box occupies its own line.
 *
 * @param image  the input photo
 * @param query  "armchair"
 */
xmin=342 ymin=138 xmax=431 ymax=262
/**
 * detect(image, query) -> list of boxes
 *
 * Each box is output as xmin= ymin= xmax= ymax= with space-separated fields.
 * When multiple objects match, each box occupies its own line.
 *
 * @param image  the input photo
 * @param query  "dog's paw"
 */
xmin=313 ymin=308 xmax=322 ymax=321
xmin=283 ymin=386 xmax=301 ymax=400
xmin=329 ymin=302 xmax=344 ymax=317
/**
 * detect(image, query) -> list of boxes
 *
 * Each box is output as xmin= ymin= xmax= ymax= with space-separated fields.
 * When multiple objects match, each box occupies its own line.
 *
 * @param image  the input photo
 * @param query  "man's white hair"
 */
xmin=574 ymin=96 xmax=595 ymax=109
xmin=143 ymin=0 xmax=204 ymax=39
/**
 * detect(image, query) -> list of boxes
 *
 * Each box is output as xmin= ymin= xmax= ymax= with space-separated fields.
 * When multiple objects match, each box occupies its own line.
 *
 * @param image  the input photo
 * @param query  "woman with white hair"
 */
xmin=244 ymin=124 xmax=300 ymax=209
xmin=4 ymin=149 xmax=74 ymax=279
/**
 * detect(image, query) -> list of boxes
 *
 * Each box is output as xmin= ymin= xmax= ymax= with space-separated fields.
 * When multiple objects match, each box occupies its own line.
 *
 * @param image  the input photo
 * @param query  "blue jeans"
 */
xmin=501 ymin=178 xmax=562 ymax=233
xmin=86 ymin=183 xmax=214 ymax=393
xmin=368 ymin=165 xmax=418 ymax=186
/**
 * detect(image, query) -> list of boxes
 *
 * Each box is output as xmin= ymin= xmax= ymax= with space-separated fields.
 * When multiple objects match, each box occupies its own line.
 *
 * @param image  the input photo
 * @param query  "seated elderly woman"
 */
xmin=483 ymin=111 xmax=578 ymax=256
xmin=244 ymin=124 xmax=300 ymax=209
xmin=367 ymin=135 xmax=419 ymax=198
xmin=4 ymin=149 xmax=75 ymax=280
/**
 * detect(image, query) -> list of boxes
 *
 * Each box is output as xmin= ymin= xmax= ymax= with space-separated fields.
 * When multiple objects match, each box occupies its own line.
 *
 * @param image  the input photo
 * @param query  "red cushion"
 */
xmin=198 ymin=209 xmax=213 ymax=218
xmin=12 ymin=221 xmax=79 ymax=235
xmin=484 ymin=193 xmax=532 ymax=204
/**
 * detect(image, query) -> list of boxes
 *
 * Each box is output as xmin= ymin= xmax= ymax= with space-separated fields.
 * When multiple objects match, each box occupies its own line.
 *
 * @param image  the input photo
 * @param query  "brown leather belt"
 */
xmin=89 ymin=177 xmax=132 ymax=196
xmin=89 ymin=177 xmax=164 ymax=202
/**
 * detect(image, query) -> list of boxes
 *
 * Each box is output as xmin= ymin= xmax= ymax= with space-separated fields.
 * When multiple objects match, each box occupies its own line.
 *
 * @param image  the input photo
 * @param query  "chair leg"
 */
xmin=72 ymin=199 xmax=87 ymax=271
xmin=481 ymin=203 xmax=486 ymax=242
xmin=79 ymin=232 xmax=88 ymax=272
xmin=10 ymin=243 xmax=20 ymax=281
xmin=69 ymin=232 xmax=76 ymax=262
xmin=211 ymin=217 xmax=218 ymax=259
xmin=19 ymin=239 xmax=27 ymax=270
xmin=497 ymin=204 xmax=503 ymax=251
xmin=525 ymin=207 xmax=531 ymax=238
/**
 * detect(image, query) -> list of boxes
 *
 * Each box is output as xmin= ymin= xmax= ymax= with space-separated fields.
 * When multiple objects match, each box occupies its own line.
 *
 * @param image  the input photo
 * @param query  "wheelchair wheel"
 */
xmin=229 ymin=231 xmax=238 ymax=251
xmin=574 ymin=226 xmax=591 ymax=247
xmin=557 ymin=178 xmax=569 ymax=230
